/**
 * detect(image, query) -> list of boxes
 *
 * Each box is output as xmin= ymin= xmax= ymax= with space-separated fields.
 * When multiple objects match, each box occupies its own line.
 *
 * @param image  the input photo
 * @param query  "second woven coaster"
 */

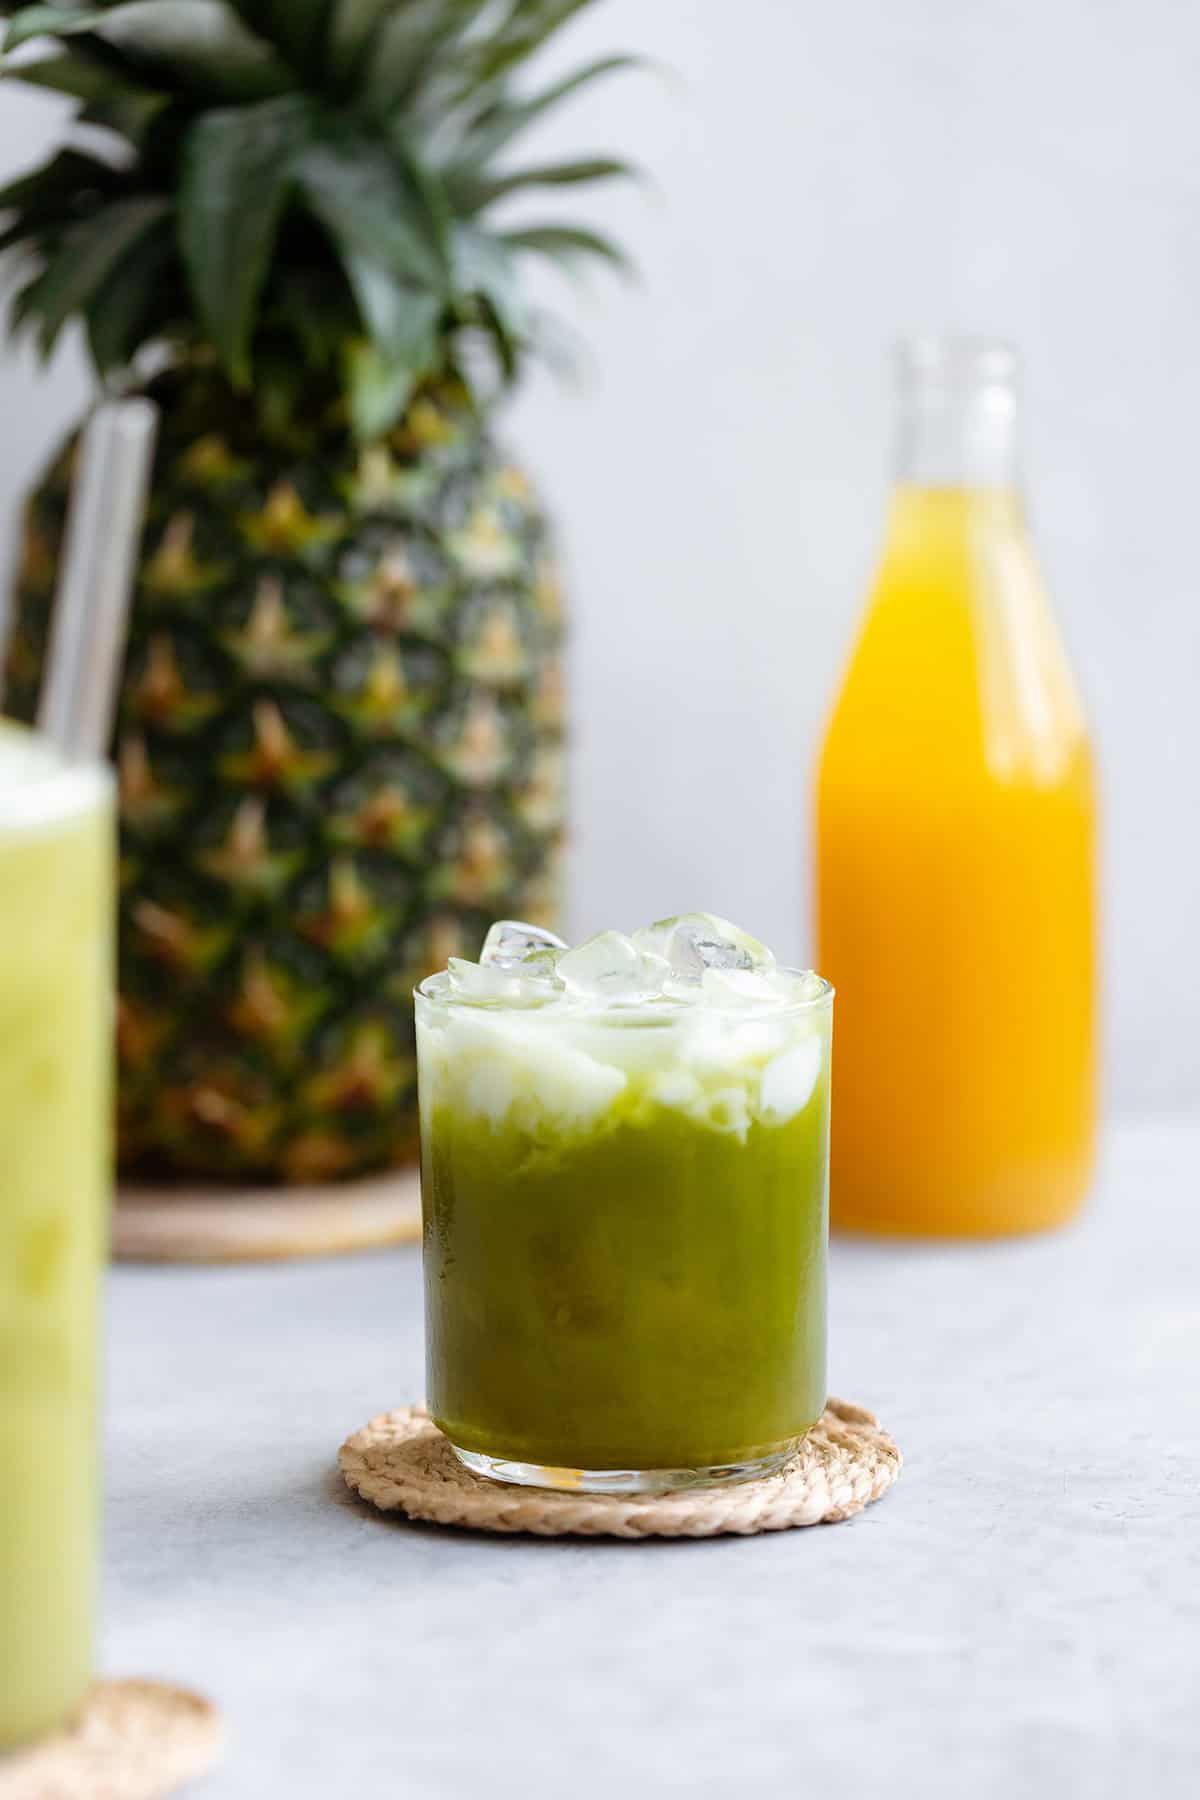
xmin=339 ymin=1398 xmax=901 ymax=1538
xmin=0 ymin=1679 xmax=221 ymax=1800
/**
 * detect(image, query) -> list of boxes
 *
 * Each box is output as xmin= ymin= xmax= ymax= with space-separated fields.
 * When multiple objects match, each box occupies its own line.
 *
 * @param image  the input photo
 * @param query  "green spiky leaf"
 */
xmin=227 ymin=2 xmax=331 ymax=74
xmin=178 ymin=93 xmax=313 ymax=382
xmin=344 ymin=335 xmax=421 ymax=438
xmin=3 ymin=7 xmax=101 ymax=53
xmin=452 ymin=222 xmax=527 ymax=383
xmin=5 ymin=1 xmax=290 ymax=100
xmin=467 ymin=0 xmax=593 ymax=86
xmin=335 ymin=252 xmax=441 ymax=371
xmin=295 ymin=122 xmax=448 ymax=296
xmin=363 ymin=0 xmax=493 ymax=108
xmin=456 ymin=155 xmax=635 ymax=215
xmin=0 ymin=47 xmax=146 ymax=100
xmin=453 ymin=222 xmax=522 ymax=321
xmin=79 ymin=88 xmax=170 ymax=139
xmin=326 ymin=0 xmax=396 ymax=80
xmin=450 ymin=55 xmax=640 ymax=171
xmin=0 ymin=144 xmax=115 ymax=211
xmin=13 ymin=193 xmax=169 ymax=353
xmin=84 ymin=212 xmax=176 ymax=368
xmin=502 ymin=223 xmax=630 ymax=275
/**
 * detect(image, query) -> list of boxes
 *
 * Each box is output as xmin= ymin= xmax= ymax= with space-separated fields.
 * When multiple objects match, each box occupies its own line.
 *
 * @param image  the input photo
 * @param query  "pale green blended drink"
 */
xmin=0 ymin=724 xmax=113 ymax=1747
xmin=417 ymin=916 xmax=832 ymax=1493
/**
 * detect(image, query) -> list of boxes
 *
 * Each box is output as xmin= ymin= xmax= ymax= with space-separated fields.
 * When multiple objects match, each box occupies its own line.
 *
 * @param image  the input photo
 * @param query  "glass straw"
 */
xmin=37 ymin=399 xmax=158 ymax=760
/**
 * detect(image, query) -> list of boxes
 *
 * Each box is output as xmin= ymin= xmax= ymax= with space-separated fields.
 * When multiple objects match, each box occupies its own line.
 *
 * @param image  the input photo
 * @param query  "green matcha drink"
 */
xmin=0 ymin=724 xmax=112 ymax=1747
xmin=417 ymin=916 xmax=833 ymax=1492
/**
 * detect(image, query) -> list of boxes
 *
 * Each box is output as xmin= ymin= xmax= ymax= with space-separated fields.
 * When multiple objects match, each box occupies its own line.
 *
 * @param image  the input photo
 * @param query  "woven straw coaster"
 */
xmin=339 ymin=1398 xmax=901 ymax=1539
xmin=0 ymin=1680 xmax=221 ymax=1800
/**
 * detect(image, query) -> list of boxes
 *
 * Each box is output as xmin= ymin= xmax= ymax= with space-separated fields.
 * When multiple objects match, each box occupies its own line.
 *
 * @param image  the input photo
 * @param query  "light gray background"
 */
xmin=1 ymin=0 xmax=1196 ymax=1113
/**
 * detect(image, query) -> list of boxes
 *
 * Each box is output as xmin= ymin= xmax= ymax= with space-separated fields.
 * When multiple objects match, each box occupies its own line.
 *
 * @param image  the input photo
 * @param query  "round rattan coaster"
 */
xmin=0 ymin=1680 xmax=221 ymax=1800
xmin=339 ymin=1399 xmax=901 ymax=1538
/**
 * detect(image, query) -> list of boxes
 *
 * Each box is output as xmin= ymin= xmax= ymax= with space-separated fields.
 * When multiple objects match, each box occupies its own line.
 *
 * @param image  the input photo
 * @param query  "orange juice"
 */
xmin=816 ymin=342 xmax=1096 ymax=1236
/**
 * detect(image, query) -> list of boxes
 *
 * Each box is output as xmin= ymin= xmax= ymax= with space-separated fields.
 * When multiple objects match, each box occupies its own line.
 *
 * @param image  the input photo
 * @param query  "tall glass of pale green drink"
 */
xmin=417 ymin=915 xmax=832 ymax=1493
xmin=0 ymin=723 xmax=113 ymax=1747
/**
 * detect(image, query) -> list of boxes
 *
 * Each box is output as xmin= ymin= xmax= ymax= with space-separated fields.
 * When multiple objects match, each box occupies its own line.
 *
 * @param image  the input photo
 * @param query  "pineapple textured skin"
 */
xmin=5 ymin=368 xmax=565 ymax=1181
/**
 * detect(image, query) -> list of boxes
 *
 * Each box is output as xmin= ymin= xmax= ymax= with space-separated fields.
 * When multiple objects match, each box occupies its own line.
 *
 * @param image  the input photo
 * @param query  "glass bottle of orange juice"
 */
xmin=815 ymin=338 xmax=1096 ymax=1236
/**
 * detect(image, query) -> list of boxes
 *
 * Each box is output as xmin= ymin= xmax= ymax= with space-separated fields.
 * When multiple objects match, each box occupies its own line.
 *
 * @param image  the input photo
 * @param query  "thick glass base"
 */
xmin=450 ymin=1442 xmax=799 ymax=1495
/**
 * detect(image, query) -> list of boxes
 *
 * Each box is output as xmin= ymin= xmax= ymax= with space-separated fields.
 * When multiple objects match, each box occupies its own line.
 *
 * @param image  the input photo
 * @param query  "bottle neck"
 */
xmin=893 ymin=338 xmax=1021 ymax=489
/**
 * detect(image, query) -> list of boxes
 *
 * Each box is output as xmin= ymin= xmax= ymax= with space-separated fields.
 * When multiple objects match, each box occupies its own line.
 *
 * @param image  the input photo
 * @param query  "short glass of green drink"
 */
xmin=415 ymin=915 xmax=833 ymax=1494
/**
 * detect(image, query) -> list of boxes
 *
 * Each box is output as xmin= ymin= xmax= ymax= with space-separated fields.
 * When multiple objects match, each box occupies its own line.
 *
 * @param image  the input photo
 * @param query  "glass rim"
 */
xmin=415 ymin=965 xmax=834 ymax=1022
xmin=0 ymin=724 xmax=112 ymax=835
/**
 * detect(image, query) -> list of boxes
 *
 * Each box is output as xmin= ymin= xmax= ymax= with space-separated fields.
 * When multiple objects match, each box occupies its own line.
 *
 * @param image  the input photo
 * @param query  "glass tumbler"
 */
xmin=416 ymin=967 xmax=833 ymax=1493
xmin=0 ymin=725 xmax=113 ymax=1747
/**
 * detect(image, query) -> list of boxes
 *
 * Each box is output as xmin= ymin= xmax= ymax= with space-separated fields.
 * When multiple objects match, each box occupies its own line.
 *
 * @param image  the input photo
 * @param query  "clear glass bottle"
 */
xmin=815 ymin=338 xmax=1097 ymax=1236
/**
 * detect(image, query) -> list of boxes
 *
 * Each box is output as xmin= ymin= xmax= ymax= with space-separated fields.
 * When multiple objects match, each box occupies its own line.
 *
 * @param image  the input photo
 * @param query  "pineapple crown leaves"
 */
xmin=0 ymin=0 xmax=639 ymax=436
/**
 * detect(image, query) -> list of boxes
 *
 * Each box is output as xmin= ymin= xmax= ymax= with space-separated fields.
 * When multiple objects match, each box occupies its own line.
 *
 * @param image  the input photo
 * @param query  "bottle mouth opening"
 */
xmin=895 ymin=334 xmax=1018 ymax=395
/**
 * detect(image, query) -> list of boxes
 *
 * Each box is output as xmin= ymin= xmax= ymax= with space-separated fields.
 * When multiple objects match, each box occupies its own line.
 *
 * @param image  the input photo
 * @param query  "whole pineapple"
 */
xmin=0 ymin=0 xmax=632 ymax=1182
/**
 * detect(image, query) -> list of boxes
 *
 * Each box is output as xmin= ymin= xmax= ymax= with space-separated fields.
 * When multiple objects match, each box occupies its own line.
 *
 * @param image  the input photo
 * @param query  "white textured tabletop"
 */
xmin=102 ymin=1119 xmax=1200 ymax=1798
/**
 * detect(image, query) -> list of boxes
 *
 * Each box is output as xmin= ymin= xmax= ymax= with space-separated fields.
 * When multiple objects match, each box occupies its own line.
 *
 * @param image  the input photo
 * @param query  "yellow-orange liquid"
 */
xmin=816 ymin=487 xmax=1096 ymax=1236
